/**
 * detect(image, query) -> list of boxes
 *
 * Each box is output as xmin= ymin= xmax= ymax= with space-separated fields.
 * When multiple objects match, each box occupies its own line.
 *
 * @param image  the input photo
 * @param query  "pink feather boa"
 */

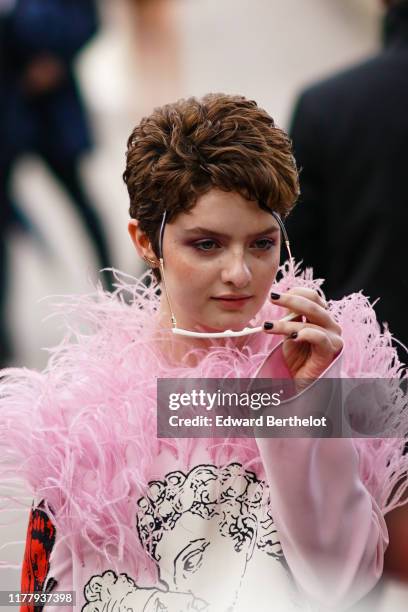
xmin=0 ymin=262 xmax=407 ymax=579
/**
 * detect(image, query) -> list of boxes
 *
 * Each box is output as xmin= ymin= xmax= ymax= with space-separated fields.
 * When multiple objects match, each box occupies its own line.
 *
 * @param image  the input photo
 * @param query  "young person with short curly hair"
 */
xmin=1 ymin=93 xmax=407 ymax=612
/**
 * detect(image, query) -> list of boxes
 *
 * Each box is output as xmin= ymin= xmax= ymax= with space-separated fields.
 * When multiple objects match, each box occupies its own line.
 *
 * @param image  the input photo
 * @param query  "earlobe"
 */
xmin=127 ymin=219 xmax=158 ymax=265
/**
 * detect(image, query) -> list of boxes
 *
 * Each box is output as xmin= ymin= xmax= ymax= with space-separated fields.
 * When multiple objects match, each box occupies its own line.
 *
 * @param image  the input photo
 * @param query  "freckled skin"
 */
xmin=157 ymin=189 xmax=281 ymax=332
xmin=129 ymin=187 xmax=342 ymax=374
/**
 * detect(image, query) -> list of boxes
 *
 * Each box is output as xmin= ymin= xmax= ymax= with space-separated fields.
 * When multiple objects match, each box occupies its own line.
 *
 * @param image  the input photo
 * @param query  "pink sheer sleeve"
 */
xmin=256 ymin=346 xmax=389 ymax=609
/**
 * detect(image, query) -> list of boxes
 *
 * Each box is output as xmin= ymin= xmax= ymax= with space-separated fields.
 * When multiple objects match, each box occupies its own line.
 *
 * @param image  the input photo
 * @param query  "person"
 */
xmin=0 ymin=0 xmax=113 ymax=365
xmin=287 ymin=0 xmax=408 ymax=359
xmin=0 ymin=94 xmax=407 ymax=611
xmin=287 ymin=0 xmax=408 ymax=584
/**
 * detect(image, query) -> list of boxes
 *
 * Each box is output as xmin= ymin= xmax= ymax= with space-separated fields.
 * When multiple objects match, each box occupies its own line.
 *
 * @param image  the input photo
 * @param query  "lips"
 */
xmin=211 ymin=295 xmax=253 ymax=310
xmin=212 ymin=295 xmax=252 ymax=300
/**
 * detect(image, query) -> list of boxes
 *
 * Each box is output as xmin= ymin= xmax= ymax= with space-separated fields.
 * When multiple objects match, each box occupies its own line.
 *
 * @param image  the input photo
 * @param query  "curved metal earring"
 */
xmin=143 ymin=255 xmax=158 ymax=267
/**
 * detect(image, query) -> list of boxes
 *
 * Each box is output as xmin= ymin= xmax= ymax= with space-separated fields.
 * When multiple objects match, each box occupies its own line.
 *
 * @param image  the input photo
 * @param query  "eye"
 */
xmin=193 ymin=239 xmax=220 ymax=251
xmin=174 ymin=538 xmax=210 ymax=583
xmin=183 ymin=548 xmax=205 ymax=573
xmin=252 ymin=238 xmax=276 ymax=250
xmin=181 ymin=540 xmax=210 ymax=574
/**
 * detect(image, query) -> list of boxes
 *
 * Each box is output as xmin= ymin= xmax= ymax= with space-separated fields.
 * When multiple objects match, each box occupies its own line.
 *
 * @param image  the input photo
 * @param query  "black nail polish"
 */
xmin=263 ymin=321 xmax=274 ymax=330
xmin=290 ymin=331 xmax=298 ymax=339
xmin=270 ymin=292 xmax=281 ymax=300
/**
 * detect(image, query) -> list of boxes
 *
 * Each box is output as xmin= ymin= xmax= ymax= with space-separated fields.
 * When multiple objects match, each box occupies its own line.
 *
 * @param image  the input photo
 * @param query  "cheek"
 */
xmin=253 ymin=255 xmax=280 ymax=292
xmin=167 ymin=251 xmax=215 ymax=288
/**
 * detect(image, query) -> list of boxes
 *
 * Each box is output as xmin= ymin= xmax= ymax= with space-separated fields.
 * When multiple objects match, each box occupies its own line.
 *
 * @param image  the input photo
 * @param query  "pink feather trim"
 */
xmin=0 ymin=262 xmax=407 ymax=579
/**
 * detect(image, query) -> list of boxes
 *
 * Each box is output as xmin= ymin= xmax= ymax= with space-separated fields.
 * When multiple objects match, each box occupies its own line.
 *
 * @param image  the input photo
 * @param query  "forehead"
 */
xmin=172 ymin=189 xmax=279 ymax=232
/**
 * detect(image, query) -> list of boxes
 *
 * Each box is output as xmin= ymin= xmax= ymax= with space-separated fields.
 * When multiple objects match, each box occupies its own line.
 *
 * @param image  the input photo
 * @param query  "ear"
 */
xmin=128 ymin=219 xmax=158 ymax=263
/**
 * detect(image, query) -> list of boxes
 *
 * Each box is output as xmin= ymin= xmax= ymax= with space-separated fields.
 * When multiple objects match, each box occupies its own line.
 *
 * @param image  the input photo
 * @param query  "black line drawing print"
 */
xmin=82 ymin=463 xmax=291 ymax=611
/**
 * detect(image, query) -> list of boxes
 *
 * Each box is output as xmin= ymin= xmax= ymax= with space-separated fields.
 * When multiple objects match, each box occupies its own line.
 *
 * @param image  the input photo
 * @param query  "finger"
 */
xmin=263 ymin=320 xmax=337 ymax=343
xmin=287 ymin=327 xmax=335 ymax=360
xmin=270 ymin=293 xmax=341 ymax=333
xmin=266 ymin=320 xmax=344 ymax=354
xmin=264 ymin=320 xmax=319 ymax=335
xmin=278 ymin=286 xmax=328 ymax=309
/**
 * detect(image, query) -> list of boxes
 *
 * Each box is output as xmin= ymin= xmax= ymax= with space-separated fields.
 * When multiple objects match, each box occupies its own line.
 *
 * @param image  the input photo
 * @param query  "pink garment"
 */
xmin=0 ymin=263 xmax=407 ymax=611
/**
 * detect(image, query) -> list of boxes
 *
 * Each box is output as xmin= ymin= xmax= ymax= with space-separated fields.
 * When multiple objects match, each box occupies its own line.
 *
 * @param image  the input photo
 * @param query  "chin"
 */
xmin=198 ymin=314 xmax=252 ymax=333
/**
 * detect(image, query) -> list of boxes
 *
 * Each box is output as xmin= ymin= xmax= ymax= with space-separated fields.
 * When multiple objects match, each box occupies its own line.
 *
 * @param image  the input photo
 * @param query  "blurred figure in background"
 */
xmin=0 ymin=0 xmax=17 ymax=367
xmin=288 ymin=0 xmax=408 ymax=360
xmin=287 ymin=0 xmax=408 ymax=590
xmin=127 ymin=0 xmax=182 ymax=115
xmin=0 ymin=0 xmax=113 ymax=366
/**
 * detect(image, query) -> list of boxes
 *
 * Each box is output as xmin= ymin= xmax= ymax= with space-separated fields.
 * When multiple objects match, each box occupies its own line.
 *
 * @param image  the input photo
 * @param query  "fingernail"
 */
xmin=289 ymin=331 xmax=298 ymax=339
xmin=263 ymin=321 xmax=274 ymax=330
xmin=270 ymin=292 xmax=281 ymax=300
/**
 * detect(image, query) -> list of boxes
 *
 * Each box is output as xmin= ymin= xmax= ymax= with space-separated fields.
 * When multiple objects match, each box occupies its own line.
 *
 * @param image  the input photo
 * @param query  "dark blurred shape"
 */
xmin=0 ymin=0 xmax=113 ymax=366
xmin=288 ymin=0 xmax=408 ymax=587
xmin=384 ymin=500 xmax=408 ymax=582
xmin=287 ymin=0 xmax=408 ymax=361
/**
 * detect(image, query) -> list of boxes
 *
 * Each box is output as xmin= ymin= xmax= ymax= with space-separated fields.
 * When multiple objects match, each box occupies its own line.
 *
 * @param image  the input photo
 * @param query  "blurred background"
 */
xmin=0 ymin=0 xmax=383 ymax=372
xmin=1 ymin=0 xmax=407 ymax=610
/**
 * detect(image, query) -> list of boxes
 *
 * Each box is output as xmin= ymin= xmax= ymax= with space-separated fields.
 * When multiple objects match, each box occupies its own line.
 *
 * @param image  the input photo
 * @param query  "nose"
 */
xmin=220 ymin=249 xmax=251 ymax=288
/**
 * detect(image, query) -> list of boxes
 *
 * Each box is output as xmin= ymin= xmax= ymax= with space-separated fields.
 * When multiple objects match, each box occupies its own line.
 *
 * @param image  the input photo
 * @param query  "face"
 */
xmin=160 ymin=189 xmax=281 ymax=332
xmin=155 ymin=509 xmax=254 ymax=608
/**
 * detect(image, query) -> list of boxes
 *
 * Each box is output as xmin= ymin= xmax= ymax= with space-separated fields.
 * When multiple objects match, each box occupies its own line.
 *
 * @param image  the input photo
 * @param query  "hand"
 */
xmin=263 ymin=287 xmax=343 ymax=380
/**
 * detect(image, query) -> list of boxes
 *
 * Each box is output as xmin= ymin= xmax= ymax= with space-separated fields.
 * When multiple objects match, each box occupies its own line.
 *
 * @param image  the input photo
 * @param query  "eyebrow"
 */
xmin=182 ymin=225 xmax=280 ymax=239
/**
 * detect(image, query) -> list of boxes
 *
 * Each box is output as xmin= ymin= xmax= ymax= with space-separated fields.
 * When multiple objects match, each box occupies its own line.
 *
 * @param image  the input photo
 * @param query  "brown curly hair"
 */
xmin=123 ymin=93 xmax=299 ymax=281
